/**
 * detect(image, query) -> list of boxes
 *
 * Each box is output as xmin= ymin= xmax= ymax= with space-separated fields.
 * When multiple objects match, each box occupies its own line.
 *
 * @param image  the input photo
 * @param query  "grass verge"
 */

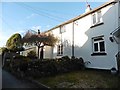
xmin=35 ymin=69 xmax=120 ymax=88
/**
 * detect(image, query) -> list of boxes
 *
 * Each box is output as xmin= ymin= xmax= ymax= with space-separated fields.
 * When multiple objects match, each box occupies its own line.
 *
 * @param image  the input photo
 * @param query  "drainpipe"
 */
xmin=38 ymin=45 xmax=40 ymax=59
xmin=60 ymin=26 xmax=62 ymax=44
xmin=72 ymin=21 xmax=75 ymax=58
xmin=37 ymin=29 xmax=40 ymax=59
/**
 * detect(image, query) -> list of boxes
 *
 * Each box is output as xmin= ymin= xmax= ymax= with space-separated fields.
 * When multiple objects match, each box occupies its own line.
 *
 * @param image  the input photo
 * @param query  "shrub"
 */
xmin=5 ymin=55 xmax=85 ymax=78
xmin=14 ymin=55 xmax=26 ymax=59
xmin=61 ymin=56 xmax=70 ymax=60
xmin=41 ymin=56 xmax=85 ymax=74
xmin=12 ymin=55 xmax=31 ymax=72
xmin=27 ymin=50 xmax=37 ymax=59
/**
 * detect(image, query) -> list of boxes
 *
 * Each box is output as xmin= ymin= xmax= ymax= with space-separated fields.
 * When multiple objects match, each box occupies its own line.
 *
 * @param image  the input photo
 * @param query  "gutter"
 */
xmin=44 ymin=0 xmax=117 ymax=33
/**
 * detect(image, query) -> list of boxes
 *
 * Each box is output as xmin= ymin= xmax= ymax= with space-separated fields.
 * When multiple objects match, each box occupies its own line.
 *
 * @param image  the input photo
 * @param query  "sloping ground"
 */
xmin=36 ymin=69 xmax=120 ymax=88
xmin=2 ymin=70 xmax=40 ymax=88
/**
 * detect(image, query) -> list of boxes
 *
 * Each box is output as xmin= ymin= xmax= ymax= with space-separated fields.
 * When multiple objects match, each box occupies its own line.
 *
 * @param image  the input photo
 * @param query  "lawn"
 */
xmin=35 ymin=69 xmax=120 ymax=88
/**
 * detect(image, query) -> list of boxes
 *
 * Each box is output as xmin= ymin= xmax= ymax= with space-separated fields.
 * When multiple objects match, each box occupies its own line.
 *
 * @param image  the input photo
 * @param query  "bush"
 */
xmin=12 ymin=55 xmax=31 ymax=72
xmin=5 ymin=55 xmax=85 ymax=78
xmin=61 ymin=56 xmax=70 ymax=60
xmin=14 ymin=55 xmax=26 ymax=59
xmin=58 ymin=56 xmax=84 ymax=72
xmin=27 ymin=50 xmax=37 ymax=59
xmin=25 ymin=56 xmax=85 ymax=77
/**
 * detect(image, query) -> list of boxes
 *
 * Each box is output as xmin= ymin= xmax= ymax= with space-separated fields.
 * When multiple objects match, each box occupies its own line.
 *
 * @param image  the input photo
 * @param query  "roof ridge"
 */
xmin=44 ymin=0 xmax=118 ymax=33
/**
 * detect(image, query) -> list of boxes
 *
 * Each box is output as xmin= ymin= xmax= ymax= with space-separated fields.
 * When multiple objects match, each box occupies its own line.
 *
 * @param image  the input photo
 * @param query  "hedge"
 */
xmin=4 ymin=55 xmax=85 ymax=78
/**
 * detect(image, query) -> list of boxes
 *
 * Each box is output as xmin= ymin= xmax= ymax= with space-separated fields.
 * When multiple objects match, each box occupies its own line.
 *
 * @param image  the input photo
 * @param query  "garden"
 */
xmin=37 ymin=69 xmax=120 ymax=88
xmin=3 ymin=54 xmax=120 ymax=88
xmin=3 ymin=55 xmax=85 ymax=79
xmin=2 ymin=31 xmax=120 ymax=88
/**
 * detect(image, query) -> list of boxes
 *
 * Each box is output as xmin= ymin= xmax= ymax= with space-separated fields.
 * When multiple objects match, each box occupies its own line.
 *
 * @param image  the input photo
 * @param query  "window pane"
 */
xmin=57 ymin=45 xmax=60 ymax=55
xmin=97 ymin=11 xmax=102 ymax=22
xmin=61 ymin=44 xmax=63 ymax=54
xmin=57 ymin=44 xmax=63 ymax=55
xmin=58 ymin=46 xmax=60 ymax=51
xmin=100 ymin=41 xmax=105 ymax=51
xmin=60 ymin=26 xmax=66 ymax=34
xmin=94 ymin=43 xmax=98 ymax=51
xmin=93 ymin=14 xmax=96 ymax=24
xmin=94 ymin=37 xmax=103 ymax=41
xmin=61 ymin=51 xmax=63 ymax=55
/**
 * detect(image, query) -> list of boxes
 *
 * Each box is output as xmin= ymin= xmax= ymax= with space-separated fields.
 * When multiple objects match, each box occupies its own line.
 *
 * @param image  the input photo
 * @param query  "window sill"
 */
xmin=90 ymin=22 xmax=104 ymax=28
xmin=57 ymin=54 xmax=63 ymax=56
xmin=91 ymin=52 xmax=107 ymax=56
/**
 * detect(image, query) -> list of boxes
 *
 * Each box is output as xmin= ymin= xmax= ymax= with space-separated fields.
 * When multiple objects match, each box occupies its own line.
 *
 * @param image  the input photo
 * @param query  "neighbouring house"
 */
xmin=20 ymin=44 xmax=37 ymax=57
xmin=22 ymin=0 xmax=120 ymax=71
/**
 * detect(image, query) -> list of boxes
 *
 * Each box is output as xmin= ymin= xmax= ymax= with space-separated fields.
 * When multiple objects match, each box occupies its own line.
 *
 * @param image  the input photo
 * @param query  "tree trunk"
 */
xmin=38 ymin=46 xmax=40 ymax=59
xmin=40 ymin=47 xmax=44 ymax=60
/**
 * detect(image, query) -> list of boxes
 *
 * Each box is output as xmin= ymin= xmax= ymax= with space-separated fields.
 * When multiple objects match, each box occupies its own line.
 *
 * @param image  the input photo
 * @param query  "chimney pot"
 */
xmin=85 ymin=2 xmax=92 ymax=13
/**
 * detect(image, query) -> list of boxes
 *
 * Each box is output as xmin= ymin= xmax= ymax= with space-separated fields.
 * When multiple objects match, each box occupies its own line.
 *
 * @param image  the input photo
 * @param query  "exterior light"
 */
xmin=109 ymin=35 xmax=114 ymax=42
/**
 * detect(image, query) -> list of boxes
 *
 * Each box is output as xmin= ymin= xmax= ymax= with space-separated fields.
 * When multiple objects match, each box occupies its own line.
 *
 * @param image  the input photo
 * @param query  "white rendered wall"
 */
xmin=44 ymin=46 xmax=53 ymax=59
xmin=82 ymin=4 xmax=118 ymax=70
xmin=118 ymin=1 xmax=120 ymax=52
xmin=20 ymin=45 xmax=36 ymax=56
xmin=45 ymin=3 xmax=119 ymax=70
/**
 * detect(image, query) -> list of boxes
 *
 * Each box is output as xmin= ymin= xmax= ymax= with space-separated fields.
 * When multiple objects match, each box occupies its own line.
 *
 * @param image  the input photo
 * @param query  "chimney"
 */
xmin=38 ymin=29 xmax=40 ymax=35
xmin=85 ymin=2 xmax=92 ymax=13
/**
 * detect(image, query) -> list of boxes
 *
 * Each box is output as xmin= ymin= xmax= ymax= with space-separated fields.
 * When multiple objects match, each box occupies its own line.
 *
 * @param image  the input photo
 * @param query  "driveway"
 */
xmin=2 ymin=70 xmax=45 ymax=88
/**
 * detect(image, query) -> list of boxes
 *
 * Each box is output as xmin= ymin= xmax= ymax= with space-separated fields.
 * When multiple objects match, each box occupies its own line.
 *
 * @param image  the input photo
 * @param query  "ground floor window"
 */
xmin=91 ymin=36 xmax=107 ymax=56
xmin=57 ymin=44 xmax=63 ymax=56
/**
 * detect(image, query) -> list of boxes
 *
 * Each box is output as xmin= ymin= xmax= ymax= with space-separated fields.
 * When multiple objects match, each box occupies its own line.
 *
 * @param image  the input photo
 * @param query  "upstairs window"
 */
xmin=92 ymin=10 xmax=102 ymax=25
xmin=92 ymin=36 xmax=105 ymax=53
xmin=60 ymin=26 xmax=66 ymax=34
xmin=93 ymin=14 xmax=96 ymax=24
xmin=97 ymin=11 xmax=102 ymax=23
xmin=57 ymin=44 xmax=63 ymax=56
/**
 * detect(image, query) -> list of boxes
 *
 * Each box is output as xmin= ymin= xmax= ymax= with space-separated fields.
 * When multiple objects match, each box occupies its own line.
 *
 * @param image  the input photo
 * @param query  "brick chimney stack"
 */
xmin=38 ymin=29 xmax=40 ymax=35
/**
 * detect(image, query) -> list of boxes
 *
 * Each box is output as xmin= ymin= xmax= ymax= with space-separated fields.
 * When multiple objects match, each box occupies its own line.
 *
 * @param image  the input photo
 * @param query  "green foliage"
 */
xmin=11 ymin=55 xmax=31 ymax=72
xmin=13 ymin=55 xmax=29 ymax=60
xmin=61 ymin=56 xmax=70 ymax=60
xmin=29 ymin=57 xmax=84 ymax=78
xmin=27 ymin=50 xmax=37 ymax=59
xmin=1 ymin=47 xmax=8 ymax=60
xmin=1 ymin=47 xmax=8 ymax=53
xmin=4 ymin=55 xmax=85 ymax=78
xmin=6 ymin=33 xmax=23 ymax=52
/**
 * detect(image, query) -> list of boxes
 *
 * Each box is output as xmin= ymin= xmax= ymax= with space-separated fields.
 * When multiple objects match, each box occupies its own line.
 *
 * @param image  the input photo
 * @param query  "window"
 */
xmin=60 ymin=26 xmax=66 ymax=34
xmin=57 ymin=44 xmax=63 ymax=56
xmin=97 ymin=11 xmax=102 ymax=23
xmin=92 ymin=36 xmax=105 ymax=53
xmin=92 ymin=10 xmax=102 ymax=25
xmin=93 ymin=14 xmax=96 ymax=24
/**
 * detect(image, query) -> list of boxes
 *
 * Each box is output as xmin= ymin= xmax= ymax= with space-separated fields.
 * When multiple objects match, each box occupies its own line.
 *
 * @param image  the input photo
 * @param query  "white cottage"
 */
xmin=43 ymin=0 xmax=120 ymax=70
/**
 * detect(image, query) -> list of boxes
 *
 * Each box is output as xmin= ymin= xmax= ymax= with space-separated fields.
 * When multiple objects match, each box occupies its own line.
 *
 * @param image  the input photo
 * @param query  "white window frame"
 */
xmin=92 ymin=36 xmax=105 ymax=53
xmin=97 ymin=10 xmax=102 ymax=23
xmin=93 ymin=13 xmax=96 ymax=25
xmin=92 ymin=10 xmax=102 ymax=25
xmin=60 ymin=25 xmax=66 ymax=34
xmin=57 ymin=44 xmax=63 ymax=56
